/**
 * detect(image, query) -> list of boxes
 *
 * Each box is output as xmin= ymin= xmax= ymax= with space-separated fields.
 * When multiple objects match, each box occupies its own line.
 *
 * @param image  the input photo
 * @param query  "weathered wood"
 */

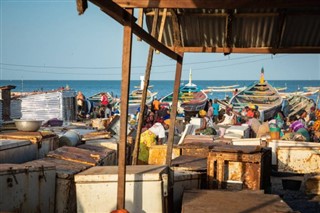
xmin=166 ymin=52 xmax=183 ymax=166
xmin=132 ymin=9 xmax=159 ymax=165
xmin=207 ymin=147 xmax=272 ymax=191
xmin=117 ymin=8 xmax=133 ymax=210
xmin=136 ymin=8 xmax=144 ymax=41
xmin=113 ymin=0 xmax=320 ymax=9
xmin=156 ymin=8 xmax=167 ymax=54
xmin=169 ymin=46 xmax=320 ymax=53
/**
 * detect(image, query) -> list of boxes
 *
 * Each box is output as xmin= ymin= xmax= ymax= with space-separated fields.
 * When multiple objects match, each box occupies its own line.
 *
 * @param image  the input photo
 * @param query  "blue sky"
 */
xmin=1 ymin=1 xmax=320 ymax=81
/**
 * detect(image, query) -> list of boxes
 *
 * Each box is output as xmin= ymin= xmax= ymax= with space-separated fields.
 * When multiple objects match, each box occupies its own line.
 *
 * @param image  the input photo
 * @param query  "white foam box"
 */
xmin=225 ymin=125 xmax=250 ymax=138
xmin=75 ymin=165 xmax=170 ymax=213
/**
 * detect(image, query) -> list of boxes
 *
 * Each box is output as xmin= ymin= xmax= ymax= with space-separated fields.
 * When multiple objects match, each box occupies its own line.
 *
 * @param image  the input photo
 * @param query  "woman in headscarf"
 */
xmin=138 ymin=119 xmax=170 ymax=164
xmin=195 ymin=110 xmax=216 ymax=135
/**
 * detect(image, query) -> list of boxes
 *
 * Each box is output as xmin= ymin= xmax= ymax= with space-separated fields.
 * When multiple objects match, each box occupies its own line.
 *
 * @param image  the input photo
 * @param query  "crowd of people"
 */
xmin=197 ymin=98 xmax=320 ymax=142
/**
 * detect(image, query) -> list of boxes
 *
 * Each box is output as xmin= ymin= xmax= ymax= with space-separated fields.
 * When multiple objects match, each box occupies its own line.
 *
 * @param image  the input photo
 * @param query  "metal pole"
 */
xmin=132 ymin=9 xmax=159 ymax=165
xmin=166 ymin=52 xmax=183 ymax=166
xmin=117 ymin=8 xmax=133 ymax=210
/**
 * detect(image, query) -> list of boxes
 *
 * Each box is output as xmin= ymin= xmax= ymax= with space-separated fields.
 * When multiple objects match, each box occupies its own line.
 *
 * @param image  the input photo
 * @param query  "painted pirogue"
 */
xmin=229 ymin=69 xmax=283 ymax=121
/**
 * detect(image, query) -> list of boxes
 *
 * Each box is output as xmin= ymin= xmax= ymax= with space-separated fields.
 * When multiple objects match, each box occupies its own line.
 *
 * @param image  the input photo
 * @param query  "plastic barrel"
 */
xmin=270 ymin=127 xmax=281 ymax=140
xmin=59 ymin=130 xmax=81 ymax=147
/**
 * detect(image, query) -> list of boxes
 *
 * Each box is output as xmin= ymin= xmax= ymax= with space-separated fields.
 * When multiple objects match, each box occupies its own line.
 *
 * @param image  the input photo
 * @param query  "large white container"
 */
xmin=268 ymin=140 xmax=320 ymax=165
xmin=0 ymin=139 xmax=37 ymax=163
xmin=0 ymin=162 xmax=56 ymax=212
xmin=75 ymin=165 xmax=170 ymax=213
xmin=225 ymin=125 xmax=250 ymax=138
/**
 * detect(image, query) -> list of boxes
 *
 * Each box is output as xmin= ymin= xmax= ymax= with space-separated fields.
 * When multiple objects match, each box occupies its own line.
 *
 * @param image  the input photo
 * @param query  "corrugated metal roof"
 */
xmin=145 ymin=7 xmax=320 ymax=53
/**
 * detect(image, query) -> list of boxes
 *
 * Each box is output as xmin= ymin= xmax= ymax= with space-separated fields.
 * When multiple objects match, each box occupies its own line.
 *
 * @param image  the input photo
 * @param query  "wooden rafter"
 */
xmin=113 ymin=0 xmax=320 ymax=9
xmin=170 ymin=9 xmax=182 ymax=47
xmin=88 ymin=0 xmax=182 ymax=61
xmin=169 ymin=46 xmax=320 ymax=54
xmin=224 ymin=10 xmax=234 ymax=55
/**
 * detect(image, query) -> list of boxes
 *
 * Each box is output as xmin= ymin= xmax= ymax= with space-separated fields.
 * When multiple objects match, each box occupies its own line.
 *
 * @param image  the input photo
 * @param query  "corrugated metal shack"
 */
xmin=16 ymin=89 xmax=76 ymax=122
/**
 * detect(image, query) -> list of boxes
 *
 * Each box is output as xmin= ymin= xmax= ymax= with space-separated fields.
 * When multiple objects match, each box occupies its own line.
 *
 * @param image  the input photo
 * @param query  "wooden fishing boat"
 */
xmin=87 ymin=92 xmax=117 ymax=107
xmin=160 ymin=69 xmax=208 ymax=114
xmin=128 ymin=76 xmax=158 ymax=115
xmin=207 ymin=84 xmax=239 ymax=89
xmin=229 ymin=69 xmax=283 ymax=121
xmin=209 ymin=86 xmax=246 ymax=93
xmin=286 ymin=95 xmax=316 ymax=117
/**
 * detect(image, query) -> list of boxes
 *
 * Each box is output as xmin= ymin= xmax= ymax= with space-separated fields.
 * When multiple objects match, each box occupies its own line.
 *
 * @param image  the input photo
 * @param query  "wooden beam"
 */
xmin=113 ymin=0 xmax=320 ymax=9
xmin=117 ymin=8 xmax=133 ymax=210
xmin=89 ymin=0 xmax=181 ymax=61
xmin=156 ymin=8 xmax=168 ymax=54
xmin=132 ymin=9 xmax=159 ymax=165
xmin=170 ymin=9 xmax=182 ymax=47
xmin=224 ymin=10 xmax=234 ymax=55
xmin=136 ymin=8 xmax=144 ymax=41
xmin=166 ymin=52 xmax=183 ymax=166
xmin=169 ymin=46 xmax=320 ymax=54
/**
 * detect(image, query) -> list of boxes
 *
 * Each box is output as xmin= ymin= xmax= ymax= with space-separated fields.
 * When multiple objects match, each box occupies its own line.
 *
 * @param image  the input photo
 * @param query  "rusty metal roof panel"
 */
xmin=145 ymin=7 xmax=320 ymax=52
xmin=281 ymin=15 xmax=320 ymax=47
xmin=232 ymin=15 xmax=277 ymax=48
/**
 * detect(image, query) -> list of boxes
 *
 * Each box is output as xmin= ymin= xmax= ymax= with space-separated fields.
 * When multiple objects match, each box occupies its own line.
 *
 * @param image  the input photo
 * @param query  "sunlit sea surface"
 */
xmin=1 ymin=80 xmax=319 ymax=102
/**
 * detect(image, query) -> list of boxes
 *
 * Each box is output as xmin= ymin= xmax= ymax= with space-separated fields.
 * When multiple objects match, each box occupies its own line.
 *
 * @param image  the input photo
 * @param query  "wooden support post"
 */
xmin=117 ymin=8 xmax=133 ymax=210
xmin=136 ymin=8 xmax=144 ymax=41
xmin=166 ymin=52 xmax=183 ymax=166
xmin=156 ymin=8 xmax=167 ymax=54
xmin=132 ymin=9 xmax=159 ymax=165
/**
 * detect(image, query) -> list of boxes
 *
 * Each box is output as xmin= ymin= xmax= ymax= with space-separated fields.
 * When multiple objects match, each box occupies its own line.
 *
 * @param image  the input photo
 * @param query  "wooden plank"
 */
xmin=156 ymin=8 xmax=167 ymax=54
xmin=169 ymin=46 xmax=320 ymax=53
xmin=166 ymin=53 xmax=183 ymax=166
xmin=136 ymin=8 xmax=144 ymax=41
xmin=117 ymin=9 xmax=133 ymax=210
xmin=88 ymin=0 xmax=181 ymax=61
xmin=132 ymin=9 xmax=159 ymax=165
xmin=113 ymin=0 xmax=320 ymax=9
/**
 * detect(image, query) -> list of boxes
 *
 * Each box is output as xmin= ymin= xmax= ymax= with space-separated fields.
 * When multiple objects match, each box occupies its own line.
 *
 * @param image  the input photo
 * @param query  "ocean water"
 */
xmin=1 ymin=80 xmax=319 ymax=102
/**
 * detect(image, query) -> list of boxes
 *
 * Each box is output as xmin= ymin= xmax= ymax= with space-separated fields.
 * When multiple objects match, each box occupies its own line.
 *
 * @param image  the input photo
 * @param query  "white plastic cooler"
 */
xmin=75 ymin=165 xmax=170 ymax=213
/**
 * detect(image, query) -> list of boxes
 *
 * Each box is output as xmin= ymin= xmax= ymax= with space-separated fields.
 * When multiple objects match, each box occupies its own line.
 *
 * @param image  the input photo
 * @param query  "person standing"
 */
xmin=76 ymin=91 xmax=85 ymax=116
xmin=152 ymin=98 xmax=160 ymax=113
xmin=100 ymin=93 xmax=109 ymax=106
xmin=207 ymin=99 xmax=213 ymax=118
xmin=212 ymin=99 xmax=220 ymax=123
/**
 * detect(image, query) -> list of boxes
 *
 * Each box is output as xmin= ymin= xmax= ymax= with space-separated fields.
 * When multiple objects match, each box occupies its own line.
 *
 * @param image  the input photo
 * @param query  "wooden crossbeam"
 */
xmin=168 ymin=46 xmax=320 ymax=53
xmin=113 ymin=0 xmax=320 ymax=9
xmin=88 ymin=0 xmax=182 ymax=61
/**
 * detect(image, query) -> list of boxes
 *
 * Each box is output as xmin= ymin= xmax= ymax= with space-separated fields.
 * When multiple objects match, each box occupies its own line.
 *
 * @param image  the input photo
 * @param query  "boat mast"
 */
xmin=260 ymin=67 xmax=265 ymax=84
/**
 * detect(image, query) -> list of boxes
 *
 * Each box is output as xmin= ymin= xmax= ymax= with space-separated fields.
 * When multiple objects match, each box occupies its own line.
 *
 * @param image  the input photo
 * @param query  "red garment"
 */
xmin=101 ymin=94 xmax=109 ymax=106
xmin=247 ymin=110 xmax=254 ymax=117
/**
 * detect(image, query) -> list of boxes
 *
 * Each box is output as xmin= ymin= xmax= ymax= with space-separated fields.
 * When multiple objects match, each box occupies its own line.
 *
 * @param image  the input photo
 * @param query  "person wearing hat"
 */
xmin=195 ymin=110 xmax=216 ymax=135
xmin=138 ymin=119 xmax=170 ymax=164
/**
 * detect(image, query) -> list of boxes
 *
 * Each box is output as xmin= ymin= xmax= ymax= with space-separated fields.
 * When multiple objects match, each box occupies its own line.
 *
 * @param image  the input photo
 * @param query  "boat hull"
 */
xmin=229 ymin=81 xmax=283 ymax=121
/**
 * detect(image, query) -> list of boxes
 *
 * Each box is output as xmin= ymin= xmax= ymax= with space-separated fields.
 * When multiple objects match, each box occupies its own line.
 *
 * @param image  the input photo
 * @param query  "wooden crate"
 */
xmin=179 ymin=142 xmax=216 ymax=158
xmin=207 ymin=145 xmax=271 ymax=191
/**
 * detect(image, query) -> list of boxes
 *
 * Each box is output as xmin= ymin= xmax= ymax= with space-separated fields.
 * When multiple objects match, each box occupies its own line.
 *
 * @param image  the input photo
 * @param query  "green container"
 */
xmin=270 ymin=127 xmax=280 ymax=132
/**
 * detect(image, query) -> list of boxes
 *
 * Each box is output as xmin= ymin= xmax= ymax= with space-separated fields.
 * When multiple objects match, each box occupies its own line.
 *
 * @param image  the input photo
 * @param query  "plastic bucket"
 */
xmin=270 ymin=127 xmax=280 ymax=140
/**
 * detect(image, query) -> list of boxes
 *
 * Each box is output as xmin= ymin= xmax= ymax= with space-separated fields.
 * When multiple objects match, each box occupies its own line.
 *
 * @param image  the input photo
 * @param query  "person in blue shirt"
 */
xmin=212 ymin=99 xmax=220 ymax=123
